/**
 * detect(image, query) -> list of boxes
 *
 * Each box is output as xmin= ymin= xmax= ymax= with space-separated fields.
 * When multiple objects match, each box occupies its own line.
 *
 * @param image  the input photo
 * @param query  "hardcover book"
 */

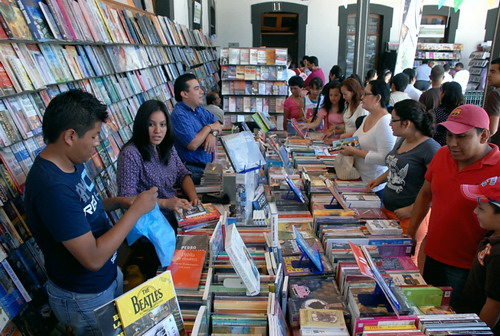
xmin=115 ymin=270 xmax=184 ymax=336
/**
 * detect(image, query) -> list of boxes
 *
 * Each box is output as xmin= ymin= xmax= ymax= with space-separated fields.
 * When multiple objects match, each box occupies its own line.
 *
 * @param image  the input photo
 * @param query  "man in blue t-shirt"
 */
xmin=24 ymin=90 xmax=158 ymax=335
xmin=170 ymin=73 xmax=223 ymax=184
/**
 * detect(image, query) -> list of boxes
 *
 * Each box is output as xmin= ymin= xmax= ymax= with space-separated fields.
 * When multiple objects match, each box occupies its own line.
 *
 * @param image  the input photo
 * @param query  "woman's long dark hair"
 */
xmin=126 ymin=100 xmax=174 ymax=163
xmin=322 ymin=80 xmax=345 ymax=114
xmin=440 ymin=82 xmax=464 ymax=110
xmin=393 ymin=99 xmax=436 ymax=137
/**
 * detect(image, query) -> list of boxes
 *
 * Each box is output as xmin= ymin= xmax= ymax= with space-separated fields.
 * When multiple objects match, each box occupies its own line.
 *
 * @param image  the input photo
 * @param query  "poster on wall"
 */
xmin=394 ymin=0 xmax=423 ymax=74
xmin=194 ymin=1 xmax=202 ymax=24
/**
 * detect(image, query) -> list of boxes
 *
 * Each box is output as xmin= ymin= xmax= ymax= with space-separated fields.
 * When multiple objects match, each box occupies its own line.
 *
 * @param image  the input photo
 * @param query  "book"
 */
xmin=181 ymin=204 xmax=206 ymax=219
xmin=0 ymin=0 xmax=33 ymax=39
xmin=331 ymin=136 xmax=360 ymax=151
xmin=93 ymin=300 xmax=124 ymax=336
xmin=167 ymin=249 xmax=206 ymax=290
xmin=16 ymin=0 xmax=54 ymax=40
xmin=224 ymin=223 xmax=260 ymax=296
xmin=299 ymin=309 xmax=348 ymax=333
xmin=220 ymin=131 xmax=265 ymax=173
xmin=114 ymin=270 xmax=184 ymax=336
xmin=175 ymin=203 xmax=221 ymax=228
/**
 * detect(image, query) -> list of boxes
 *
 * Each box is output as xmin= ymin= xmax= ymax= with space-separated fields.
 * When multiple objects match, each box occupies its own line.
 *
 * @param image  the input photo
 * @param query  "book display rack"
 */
xmin=219 ymin=47 xmax=288 ymax=127
xmin=0 ymin=0 xmax=219 ymax=332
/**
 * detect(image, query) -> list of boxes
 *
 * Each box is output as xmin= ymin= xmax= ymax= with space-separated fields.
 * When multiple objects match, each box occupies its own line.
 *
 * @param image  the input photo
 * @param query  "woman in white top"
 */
xmin=336 ymin=78 xmax=367 ymax=138
xmin=340 ymin=80 xmax=396 ymax=195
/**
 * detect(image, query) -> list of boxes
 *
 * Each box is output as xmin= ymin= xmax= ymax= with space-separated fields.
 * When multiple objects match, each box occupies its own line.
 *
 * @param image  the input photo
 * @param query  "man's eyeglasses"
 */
xmin=363 ymin=92 xmax=375 ymax=97
xmin=390 ymin=119 xmax=401 ymax=123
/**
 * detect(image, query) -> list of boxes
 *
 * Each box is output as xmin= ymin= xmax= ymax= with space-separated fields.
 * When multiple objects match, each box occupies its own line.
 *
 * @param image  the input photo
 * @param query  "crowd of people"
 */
xmin=21 ymin=54 xmax=500 ymax=335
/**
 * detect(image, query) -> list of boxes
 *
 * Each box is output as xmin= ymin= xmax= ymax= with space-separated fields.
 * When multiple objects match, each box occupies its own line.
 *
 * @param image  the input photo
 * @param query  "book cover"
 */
xmin=224 ymin=223 xmax=260 ymax=296
xmin=0 ymin=0 xmax=33 ymax=39
xmin=93 ymin=300 xmax=124 ymax=336
xmin=16 ymin=0 xmax=53 ymax=40
xmin=115 ymin=270 xmax=184 ymax=336
xmin=167 ymin=249 xmax=206 ymax=290
xmin=175 ymin=203 xmax=220 ymax=228
xmin=299 ymin=308 xmax=347 ymax=331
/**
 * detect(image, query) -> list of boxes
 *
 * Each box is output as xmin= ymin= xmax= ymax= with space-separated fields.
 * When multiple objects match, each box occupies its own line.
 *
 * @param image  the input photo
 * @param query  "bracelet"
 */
xmin=208 ymin=125 xmax=213 ymax=132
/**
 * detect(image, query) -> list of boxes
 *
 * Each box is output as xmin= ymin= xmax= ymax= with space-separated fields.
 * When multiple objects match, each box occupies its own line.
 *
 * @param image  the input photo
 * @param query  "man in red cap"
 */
xmin=456 ymin=176 xmax=500 ymax=333
xmin=408 ymin=104 xmax=500 ymax=307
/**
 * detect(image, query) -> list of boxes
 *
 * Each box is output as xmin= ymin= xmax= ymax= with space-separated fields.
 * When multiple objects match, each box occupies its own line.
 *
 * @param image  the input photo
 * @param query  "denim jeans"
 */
xmin=423 ymin=256 xmax=469 ymax=307
xmin=45 ymin=267 xmax=123 ymax=336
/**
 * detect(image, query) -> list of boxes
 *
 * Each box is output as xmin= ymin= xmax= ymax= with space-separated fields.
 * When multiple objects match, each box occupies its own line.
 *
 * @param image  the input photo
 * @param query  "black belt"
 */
xmin=184 ymin=161 xmax=206 ymax=169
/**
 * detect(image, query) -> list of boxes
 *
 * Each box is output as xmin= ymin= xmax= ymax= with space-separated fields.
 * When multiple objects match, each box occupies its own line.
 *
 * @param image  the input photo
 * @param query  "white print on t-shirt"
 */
xmin=83 ymin=195 xmax=98 ymax=215
xmin=386 ymin=155 xmax=408 ymax=193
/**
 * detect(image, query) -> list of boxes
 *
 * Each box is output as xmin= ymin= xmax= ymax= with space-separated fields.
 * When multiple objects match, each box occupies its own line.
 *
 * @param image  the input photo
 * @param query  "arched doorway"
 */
xmin=251 ymin=2 xmax=308 ymax=68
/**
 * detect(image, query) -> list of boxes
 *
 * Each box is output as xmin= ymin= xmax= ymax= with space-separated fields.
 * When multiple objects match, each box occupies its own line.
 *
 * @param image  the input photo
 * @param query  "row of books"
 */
xmin=1 ymin=0 xmax=213 ymax=47
xmin=0 ymin=41 xmax=217 ymax=95
xmin=220 ymin=64 xmax=289 ymax=81
xmin=223 ymin=96 xmax=285 ymax=114
xmin=221 ymin=47 xmax=288 ymax=66
xmin=415 ymin=52 xmax=461 ymax=60
xmin=221 ymin=80 xmax=288 ymax=96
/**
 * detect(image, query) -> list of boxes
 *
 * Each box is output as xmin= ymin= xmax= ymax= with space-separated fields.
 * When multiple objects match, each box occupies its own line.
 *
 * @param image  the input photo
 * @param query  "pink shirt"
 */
xmin=318 ymin=107 xmax=344 ymax=132
xmin=283 ymin=96 xmax=304 ymax=120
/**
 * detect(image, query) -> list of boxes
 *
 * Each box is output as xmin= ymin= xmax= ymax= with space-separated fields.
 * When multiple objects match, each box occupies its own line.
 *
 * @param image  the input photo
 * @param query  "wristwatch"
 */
xmin=212 ymin=130 xmax=219 ymax=137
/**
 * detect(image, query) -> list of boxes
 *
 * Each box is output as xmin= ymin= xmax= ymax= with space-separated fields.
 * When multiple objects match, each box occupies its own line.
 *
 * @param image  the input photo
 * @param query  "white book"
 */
xmin=225 ymin=223 xmax=260 ymax=296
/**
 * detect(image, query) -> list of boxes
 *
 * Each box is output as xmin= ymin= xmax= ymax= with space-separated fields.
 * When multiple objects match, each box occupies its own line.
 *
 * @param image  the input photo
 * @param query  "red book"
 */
xmin=167 ymin=250 xmax=206 ymax=290
xmin=176 ymin=203 xmax=221 ymax=228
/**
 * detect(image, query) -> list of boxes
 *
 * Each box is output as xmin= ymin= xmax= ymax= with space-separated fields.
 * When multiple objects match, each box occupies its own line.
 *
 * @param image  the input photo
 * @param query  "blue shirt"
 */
xmin=171 ymin=102 xmax=216 ymax=164
xmin=24 ymin=156 xmax=117 ymax=293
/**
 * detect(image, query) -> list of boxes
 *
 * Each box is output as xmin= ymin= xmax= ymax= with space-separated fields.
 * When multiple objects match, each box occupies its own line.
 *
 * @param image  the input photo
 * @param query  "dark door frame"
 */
xmin=421 ymin=5 xmax=460 ymax=43
xmin=251 ymin=2 xmax=308 ymax=63
xmin=338 ymin=4 xmax=393 ymax=76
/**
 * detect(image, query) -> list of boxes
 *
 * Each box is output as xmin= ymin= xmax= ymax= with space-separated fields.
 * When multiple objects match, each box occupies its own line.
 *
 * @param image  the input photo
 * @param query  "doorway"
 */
xmin=260 ymin=13 xmax=299 ymax=67
xmin=251 ymin=2 xmax=308 ymax=68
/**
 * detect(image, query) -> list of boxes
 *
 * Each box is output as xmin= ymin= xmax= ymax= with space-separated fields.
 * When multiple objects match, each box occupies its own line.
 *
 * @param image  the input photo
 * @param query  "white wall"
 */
xmin=202 ymin=0 xmax=210 ymax=33
xmin=211 ymin=0 xmax=496 ymax=75
xmin=174 ymin=0 xmax=190 ymax=26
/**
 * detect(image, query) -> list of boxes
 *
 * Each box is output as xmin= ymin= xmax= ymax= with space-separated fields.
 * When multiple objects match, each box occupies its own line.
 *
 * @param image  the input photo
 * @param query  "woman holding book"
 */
xmin=283 ymin=75 xmax=306 ymax=130
xmin=299 ymin=81 xmax=345 ymax=138
xmin=333 ymin=78 xmax=367 ymax=139
xmin=339 ymin=80 xmax=396 ymax=196
xmin=117 ymin=100 xmax=201 ymax=231
xmin=365 ymin=99 xmax=440 ymax=267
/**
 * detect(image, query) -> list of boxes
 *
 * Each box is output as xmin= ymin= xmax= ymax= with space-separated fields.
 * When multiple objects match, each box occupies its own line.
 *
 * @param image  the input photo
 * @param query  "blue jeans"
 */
xmin=46 ymin=268 xmax=123 ymax=336
xmin=185 ymin=164 xmax=205 ymax=185
xmin=423 ymin=256 xmax=469 ymax=307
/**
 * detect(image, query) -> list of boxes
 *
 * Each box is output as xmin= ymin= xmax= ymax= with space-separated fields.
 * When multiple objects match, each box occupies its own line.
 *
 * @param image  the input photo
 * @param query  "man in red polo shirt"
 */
xmin=408 ymin=104 xmax=500 ymax=307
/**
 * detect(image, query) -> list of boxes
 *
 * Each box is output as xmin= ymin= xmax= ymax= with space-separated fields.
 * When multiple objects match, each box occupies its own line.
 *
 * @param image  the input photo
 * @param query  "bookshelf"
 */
xmin=0 ymin=0 xmax=219 ymax=332
xmin=468 ymin=49 xmax=490 ymax=90
xmin=413 ymin=42 xmax=463 ymax=67
xmin=219 ymin=47 xmax=288 ymax=127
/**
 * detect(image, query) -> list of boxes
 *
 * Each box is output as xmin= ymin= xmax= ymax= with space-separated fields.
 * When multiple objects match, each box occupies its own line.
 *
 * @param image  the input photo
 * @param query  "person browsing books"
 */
xmin=283 ymin=75 xmax=306 ymax=130
xmin=299 ymin=81 xmax=345 ymax=138
xmin=339 ymin=80 xmax=396 ymax=197
xmin=117 ymin=100 xmax=200 ymax=232
xmin=170 ymin=73 xmax=222 ymax=184
xmin=365 ymin=99 xmax=440 ymax=267
xmin=338 ymin=78 xmax=367 ymax=139
xmin=24 ymin=90 xmax=158 ymax=335
xmin=408 ymin=104 xmax=500 ymax=307
xmin=455 ymin=177 xmax=500 ymax=333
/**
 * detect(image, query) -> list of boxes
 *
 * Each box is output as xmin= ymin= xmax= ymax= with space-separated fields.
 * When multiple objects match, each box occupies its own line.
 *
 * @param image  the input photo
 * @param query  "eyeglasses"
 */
xmin=363 ymin=92 xmax=375 ymax=97
xmin=390 ymin=119 xmax=401 ymax=123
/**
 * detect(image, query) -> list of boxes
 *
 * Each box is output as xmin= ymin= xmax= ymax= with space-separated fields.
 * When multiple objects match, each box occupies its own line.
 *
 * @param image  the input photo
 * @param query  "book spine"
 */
xmin=54 ymin=0 xmax=78 ymax=40
xmin=1 ymin=259 xmax=31 ymax=302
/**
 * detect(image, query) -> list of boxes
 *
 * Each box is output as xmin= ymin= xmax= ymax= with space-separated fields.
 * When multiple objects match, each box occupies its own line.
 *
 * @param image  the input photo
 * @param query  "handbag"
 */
xmin=334 ymin=153 xmax=361 ymax=180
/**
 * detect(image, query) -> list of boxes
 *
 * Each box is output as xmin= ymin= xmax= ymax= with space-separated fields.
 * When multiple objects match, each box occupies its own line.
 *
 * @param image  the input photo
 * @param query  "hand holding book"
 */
xmin=158 ymin=196 xmax=193 ymax=213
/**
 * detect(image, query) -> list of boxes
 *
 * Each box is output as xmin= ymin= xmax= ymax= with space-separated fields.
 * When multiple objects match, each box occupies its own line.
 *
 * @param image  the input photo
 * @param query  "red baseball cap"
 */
xmin=461 ymin=176 xmax=500 ymax=206
xmin=438 ymin=104 xmax=490 ymax=134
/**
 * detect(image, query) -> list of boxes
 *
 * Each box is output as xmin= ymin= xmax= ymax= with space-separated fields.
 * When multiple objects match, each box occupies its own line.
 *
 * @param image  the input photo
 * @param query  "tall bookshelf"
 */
xmin=0 ymin=0 xmax=219 ymax=332
xmin=219 ymin=47 xmax=288 ymax=129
